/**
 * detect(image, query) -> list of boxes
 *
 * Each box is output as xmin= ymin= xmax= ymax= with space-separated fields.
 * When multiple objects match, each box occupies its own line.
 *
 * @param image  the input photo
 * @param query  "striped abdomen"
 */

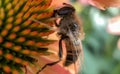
xmin=64 ymin=37 xmax=81 ymax=66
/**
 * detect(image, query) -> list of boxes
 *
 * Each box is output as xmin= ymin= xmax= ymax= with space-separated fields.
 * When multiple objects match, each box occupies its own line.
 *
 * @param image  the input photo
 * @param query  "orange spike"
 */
xmin=4 ymin=42 xmax=13 ymax=48
xmin=6 ymin=17 xmax=13 ymax=23
xmin=46 ymin=21 xmax=55 ymax=26
xmin=29 ymin=22 xmax=39 ymax=28
xmin=38 ymin=31 xmax=54 ymax=36
xmin=22 ymin=20 xmax=32 ymax=27
xmin=31 ymin=51 xmax=38 ymax=55
xmin=12 ymin=0 xmax=19 ymax=6
xmin=37 ymin=11 xmax=53 ymax=20
xmin=22 ymin=61 xmax=29 ymax=66
xmin=12 ymin=46 xmax=21 ymax=52
xmin=14 ymin=4 xmax=20 ymax=13
xmin=12 ymin=69 xmax=19 ymax=74
xmin=8 ymin=33 xmax=16 ymax=40
xmin=12 ymin=26 xmax=20 ymax=32
xmin=32 ymin=0 xmax=42 ymax=6
xmin=1 ymin=29 xmax=8 ymax=37
xmin=0 ymin=8 xmax=5 ymax=20
xmin=25 ymin=40 xmax=35 ymax=46
xmin=42 ymin=0 xmax=52 ymax=9
xmin=3 ymin=66 xmax=11 ymax=73
xmin=22 ymin=49 xmax=30 ymax=55
xmin=25 ymin=0 xmax=32 ymax=6
xmin=31 ymin=0 xmax=37 ymax=6
xmin=8 ymin=9 xmax=14 ymax=16
xmin=14 ymin=18 xmax=22 ymax=25
xmin=42 ymin=43 xmax=50 ymax=46
xmin=6 ymin=3 xmax=12 ymax=10
xmin=5 ymin=23 xmax=12 ymax=30
xmin=13 ymin=46 xmax=22 ymax=51
xmin=16 ymin=37 xmax=25 ymax=43
xmin=29 ymin=31 xmax=38 ymax=36
xmin=38 ymin=0 xmax=44 ymax=4
xmin=20 ymin=29 xmax=31 ymax=35
xmin=35 ymin=42 xmax=43 ymax=47
xmin=28 ymin=6 xmax=35 ymax=13
xmin=0 ymin=19 xmax=2 ymax=26
xmin=5 ymin=53 xmax=14 ymax=60
xmin=19 ymin=0 xmax=25 ymax=6
xmin=0 ymin=36 xmax=3 ymax=43
xmin=14 ymin=58 xmax=22 ymax=64
xmin=34 ymin=6 xmax=42 ymax=12
xmin=0 ymin=50 xmax=3 ymax=55
xmin=22 ymin=5 xmax=29 ymax=12
xmin=16 ymin=12 xmax=24 ymax=18
xmin=29 ymin=13 xmax=38 ymax=19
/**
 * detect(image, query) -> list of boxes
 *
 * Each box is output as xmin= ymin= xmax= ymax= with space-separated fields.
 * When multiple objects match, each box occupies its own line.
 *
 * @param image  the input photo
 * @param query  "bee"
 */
xmin=36 ymin=3 xmax=84 ymax=74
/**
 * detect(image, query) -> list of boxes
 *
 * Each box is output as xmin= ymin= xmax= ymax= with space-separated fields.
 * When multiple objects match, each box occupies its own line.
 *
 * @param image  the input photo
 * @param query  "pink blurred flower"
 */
xmin=79 ymin=0 xmax=120 ymax=10
xmin=107 ymin=16 xmax=120 ymax=35
xmin=89 ymin=0 xmax=120 ymax=10
xmin=107 ymin=16 xmax=120 ymax=49
xmin=78 ymin=0 xmax=89 ymax=5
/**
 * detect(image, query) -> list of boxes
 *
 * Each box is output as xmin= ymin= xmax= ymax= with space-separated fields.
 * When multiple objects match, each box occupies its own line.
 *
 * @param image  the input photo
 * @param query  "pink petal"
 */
xmin=88 ymin=0 xmax=120 ymax=10
xmin=78 ymin=0 xmax=89 ymax=5
xmin=107 ymin=16 xmax=120 ymax=35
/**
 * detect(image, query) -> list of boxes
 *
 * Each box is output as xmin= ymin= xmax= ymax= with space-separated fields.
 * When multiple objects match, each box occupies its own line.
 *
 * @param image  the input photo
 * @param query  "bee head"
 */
xmin=53 ymin=3 xmax=75 ymax=17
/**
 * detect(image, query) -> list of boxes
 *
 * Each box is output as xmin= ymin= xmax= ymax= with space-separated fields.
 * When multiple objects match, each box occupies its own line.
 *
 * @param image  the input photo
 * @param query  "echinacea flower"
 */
xmin=0 ymin=0 xmax=55 ymax=73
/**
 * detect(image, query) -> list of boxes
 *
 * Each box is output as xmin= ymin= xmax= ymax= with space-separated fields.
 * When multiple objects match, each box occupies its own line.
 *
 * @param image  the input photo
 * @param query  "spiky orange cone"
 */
xmin=0 ymin=0 xmax=55 ymax=73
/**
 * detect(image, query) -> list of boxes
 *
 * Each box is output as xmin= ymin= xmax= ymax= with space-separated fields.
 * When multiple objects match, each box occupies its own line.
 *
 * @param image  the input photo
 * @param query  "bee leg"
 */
xmin=23 ymin=65 xmax=27 ymax=74
xmin=29 ymin=18 xmax=55 ymax=30
xmin=54 ymin=20 xmax=60 ymax=27
xmin=36 ymin=37 xmax=64 ymax=74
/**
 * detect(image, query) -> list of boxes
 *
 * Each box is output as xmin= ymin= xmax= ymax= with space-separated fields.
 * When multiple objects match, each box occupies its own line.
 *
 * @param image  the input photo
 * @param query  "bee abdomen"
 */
xmin=64 ymin=50 xmax=79 ymax=66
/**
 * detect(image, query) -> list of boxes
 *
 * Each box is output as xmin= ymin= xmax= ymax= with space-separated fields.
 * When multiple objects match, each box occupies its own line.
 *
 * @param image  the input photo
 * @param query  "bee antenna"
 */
xmin=63 ymin=3 xmax=73 ymax=7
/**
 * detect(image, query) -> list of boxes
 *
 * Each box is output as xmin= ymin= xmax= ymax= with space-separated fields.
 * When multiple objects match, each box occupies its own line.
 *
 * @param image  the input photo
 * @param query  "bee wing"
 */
xmin=68 ymin=23 xmax=83 ymax=52
xmin=68 ymin=24 xmax=83 ymax=65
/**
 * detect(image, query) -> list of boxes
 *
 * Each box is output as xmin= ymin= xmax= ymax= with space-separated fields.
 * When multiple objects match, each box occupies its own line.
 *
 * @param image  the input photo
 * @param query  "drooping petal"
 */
xmin=51 ymin=0 xmax=70 ymax=7
xmin=89 ymin=0 xmax=120 ymax=10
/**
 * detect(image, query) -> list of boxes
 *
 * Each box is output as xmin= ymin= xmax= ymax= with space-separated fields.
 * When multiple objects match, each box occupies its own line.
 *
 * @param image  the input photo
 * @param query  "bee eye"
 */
xmin=57 ymin=7 xmax=75 ymax=16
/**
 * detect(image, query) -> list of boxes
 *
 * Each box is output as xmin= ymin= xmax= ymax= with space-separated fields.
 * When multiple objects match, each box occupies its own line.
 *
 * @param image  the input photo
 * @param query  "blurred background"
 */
xmin=68 ymin=0 xmax=120 ymax=74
